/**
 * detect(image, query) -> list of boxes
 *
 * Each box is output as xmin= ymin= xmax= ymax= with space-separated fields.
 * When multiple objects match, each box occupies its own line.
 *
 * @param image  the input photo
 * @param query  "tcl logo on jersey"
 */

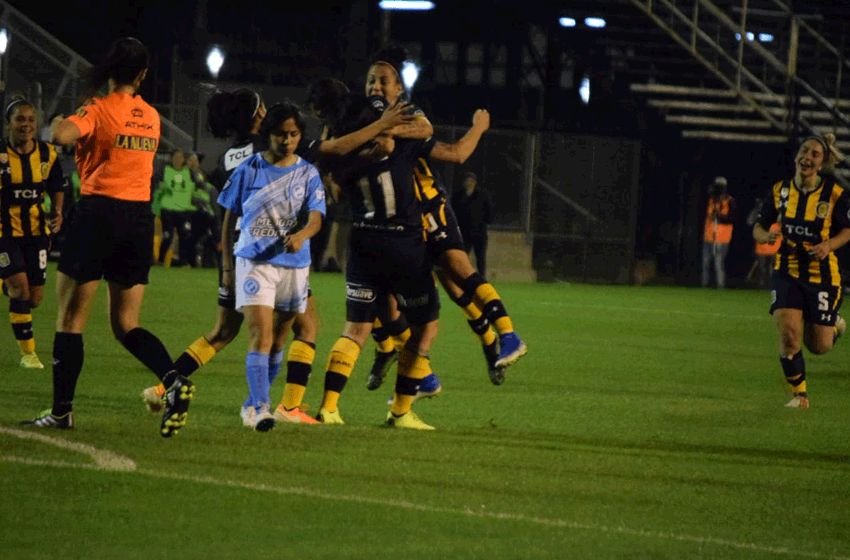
xmin=224 ymin=145 xmax=253 ymax=171
xmin=783 ymin=224 xmax=817 ymax=237
xmin=12 ymin=189 xmax=40 ymax=200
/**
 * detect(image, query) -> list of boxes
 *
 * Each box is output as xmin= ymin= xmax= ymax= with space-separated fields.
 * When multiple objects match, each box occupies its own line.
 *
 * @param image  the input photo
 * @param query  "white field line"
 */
xmin=2 ymin=427 xmax=847 ymax=560
xmin=0 ymin=426 xmax=136 ymax=471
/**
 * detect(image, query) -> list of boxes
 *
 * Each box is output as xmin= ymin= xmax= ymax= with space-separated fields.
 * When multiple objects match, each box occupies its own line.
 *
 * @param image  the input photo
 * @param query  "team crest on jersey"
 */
xmin=780 ymin=187 xmax=789 ymax=198
xmin=816 ymin=202 xmax=830 ymax=218
xmin=243 ymin=278 xmax=260 ymax=296
xmin=41 ymin=162 xmax=49 ymax=178
xmin=0 ymin=252 xmax=9 ymax=267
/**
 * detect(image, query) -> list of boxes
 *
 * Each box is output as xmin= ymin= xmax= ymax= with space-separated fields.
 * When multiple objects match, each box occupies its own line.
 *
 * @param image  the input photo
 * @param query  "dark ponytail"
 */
xmin=207 ymin=88 xmax=262 ymax=140
xmin=82 ymin=37 xmax=149 ymax=99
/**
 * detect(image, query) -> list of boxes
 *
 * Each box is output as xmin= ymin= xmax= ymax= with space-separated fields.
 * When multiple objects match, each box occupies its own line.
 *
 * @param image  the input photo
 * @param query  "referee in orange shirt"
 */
xmin=21 ymin=37 xmax=193 ymax=437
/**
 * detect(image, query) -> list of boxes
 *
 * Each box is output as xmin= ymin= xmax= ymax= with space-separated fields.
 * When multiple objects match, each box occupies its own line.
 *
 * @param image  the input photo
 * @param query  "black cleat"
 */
xmin=20 ymin=410 xmax=74 ymax=429
xmin=161 ymin=375 xmax=195 ymax=438
xmin=366 ymin=349 xmax=398 ymax=391
xmin=483 ymin=340 xmax=506 ymax=385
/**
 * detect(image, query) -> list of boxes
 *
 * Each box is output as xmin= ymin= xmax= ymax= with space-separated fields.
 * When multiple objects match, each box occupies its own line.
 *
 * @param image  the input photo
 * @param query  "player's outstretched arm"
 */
xmin=429 ymin=109 xmax=490 ymax=164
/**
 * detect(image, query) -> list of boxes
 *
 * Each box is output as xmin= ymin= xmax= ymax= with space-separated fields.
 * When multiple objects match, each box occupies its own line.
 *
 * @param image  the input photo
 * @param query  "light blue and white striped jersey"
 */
xmin=218 ymin=153 xmax=325 ymax=268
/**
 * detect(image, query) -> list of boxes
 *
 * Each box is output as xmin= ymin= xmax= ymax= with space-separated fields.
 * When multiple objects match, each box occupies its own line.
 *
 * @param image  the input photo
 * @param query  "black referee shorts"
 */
xmin=58 ymin=195 xmax=154 ymax=286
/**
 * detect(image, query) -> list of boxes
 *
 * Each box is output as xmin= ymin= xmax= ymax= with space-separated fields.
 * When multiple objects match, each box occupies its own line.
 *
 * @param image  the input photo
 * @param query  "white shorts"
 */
xmin=235 ymin=257 xmax=310 ymax=313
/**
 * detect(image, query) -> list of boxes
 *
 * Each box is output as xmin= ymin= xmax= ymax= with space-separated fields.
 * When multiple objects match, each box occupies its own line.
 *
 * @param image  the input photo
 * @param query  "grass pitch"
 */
xmin=2 ymin=266 xmax=849 ymax=559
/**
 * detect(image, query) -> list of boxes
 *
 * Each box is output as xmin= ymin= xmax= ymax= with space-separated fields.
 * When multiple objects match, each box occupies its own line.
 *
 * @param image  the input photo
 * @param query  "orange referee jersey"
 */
xmin=66 ymin=92 xmax=160 ymax=202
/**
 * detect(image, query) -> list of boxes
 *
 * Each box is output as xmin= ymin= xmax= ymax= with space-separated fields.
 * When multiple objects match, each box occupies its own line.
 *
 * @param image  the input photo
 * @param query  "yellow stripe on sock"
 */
xmin=18 ymin=339 xmax=35 ymax=354
xmin=288 ymin=339 xmax=316 ymax=365
xmin=10 ymin=312 xmax=32 ymax=324
xmin=320 ymin=337 xmax=361 ymax=412
xmin=474 ymin=283 xmax=514 ymax=334
xmin=458 ymin=303 xmax=496 ymax=345
xmin=392 ymin=328 xmax=411 ymax=351
xmin=186 ymin=336 xmax=217 ymax=368
xmin=282 ymin=384 xmax=307 ymax=410
xmin=392 ymin=347 xmax=432 ymax=416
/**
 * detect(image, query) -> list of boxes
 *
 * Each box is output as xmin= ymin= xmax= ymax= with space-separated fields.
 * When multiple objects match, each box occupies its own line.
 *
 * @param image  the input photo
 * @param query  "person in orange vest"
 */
xmin=745 ymin=197 xmax=781 ymax=288
xmin=702 ymin=176 xmax=736 ymax=288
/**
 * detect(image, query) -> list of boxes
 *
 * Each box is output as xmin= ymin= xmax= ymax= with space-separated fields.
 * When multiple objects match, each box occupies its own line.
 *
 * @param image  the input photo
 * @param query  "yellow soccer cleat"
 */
xmin=385 ymin=410 xmax=435 ymax=430
xmin=20 ymin=353 xmax=44 ymax=369
xmin=316 ymin=407 xmax=345 ymax=425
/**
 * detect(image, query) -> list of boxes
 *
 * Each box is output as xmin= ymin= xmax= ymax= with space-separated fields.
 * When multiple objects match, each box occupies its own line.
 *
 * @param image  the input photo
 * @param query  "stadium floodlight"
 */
xmin=584 ymin=17 xmax=606 ymax=28
xmin=747 ymin=32 xmax=754 ymax=41
xmin=379 ymin=1 xmax=435 ymax=10
xmin=401 ymin=60 xmax=420 ymax=91
xmin=559 ymin=17 xmax=577 ymax=28
xmin=0 ymin=29 xmax=8 ymax=55
xmin=206 ymin=46 xmax=225 ymax=79
xmin=759 ymin=33 xmax=774 ymax=42
xmin=580 ymin=75 xmax=591 ymax=104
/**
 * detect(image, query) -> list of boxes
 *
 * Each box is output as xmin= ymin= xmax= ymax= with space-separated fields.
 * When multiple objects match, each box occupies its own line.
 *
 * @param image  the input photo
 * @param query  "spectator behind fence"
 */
xmin=154 ymin=149 xmax=199 ymax=267
xmin=452 ymin=171 xmax=492 ymax=278
xmin=187 ymin=153 xmax=221 ymax=267
xmin=745 ymin=197 xmax=780 ymax=288
xmin=702 ymin=176 xmax=736 ymax=288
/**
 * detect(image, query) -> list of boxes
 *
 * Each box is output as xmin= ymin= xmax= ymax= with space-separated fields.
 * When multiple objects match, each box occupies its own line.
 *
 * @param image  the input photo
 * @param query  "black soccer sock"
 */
xmin=121 ymin=327 xmax=177 ymax=384
xmin=780 ymin=351 xmax=807 ymax=395
xmin=52 ymin=332 xmax=84 ymax=416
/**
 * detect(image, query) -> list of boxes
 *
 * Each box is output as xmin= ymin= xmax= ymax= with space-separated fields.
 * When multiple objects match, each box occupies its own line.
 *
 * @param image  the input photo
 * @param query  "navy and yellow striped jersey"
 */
xmin=412 ymin=137 xmax=444 ymax=204
xmin=756 ymin=177 xmax=850 ymax=286
xmin=0 ymin=140 xmax=64 ymax=239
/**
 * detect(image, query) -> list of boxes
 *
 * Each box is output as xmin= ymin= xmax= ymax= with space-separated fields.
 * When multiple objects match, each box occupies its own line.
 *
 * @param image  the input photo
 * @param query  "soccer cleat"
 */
xmin=495 ymin=332 xmax=528 ymax=369
xmin=483 ymin=340 xmax=506 ymax=385
xmin=386 ymin=410 xmax=435 ymax=430
xmin=20 ymin=410 xmax=74 ymax=429
xmin=413 ymin=373 xmax=443 ymax=402
xmin=160 ymin=375 xmax=195 ymax=438
xmin=366 ymin=349 xmax=398 ymax=390
xmin=834 ymin=315 xmax=846 ymax=342
xmin=274 ymin=404 xmax=319 ymax=424
xmin=786 ymin=394 xmax=810 ymax=409
xmin=253 ymin=404 xmax=276 ymax=432
xmin=240 ymin=405 xmax=256 ymax=427
xmin=316 ymin=407 xmax=345 ymax=425
xmin=141 ymin=385 xmax=166 ymax=413
xmin=20 ymin=353 xmax=44 ymax=369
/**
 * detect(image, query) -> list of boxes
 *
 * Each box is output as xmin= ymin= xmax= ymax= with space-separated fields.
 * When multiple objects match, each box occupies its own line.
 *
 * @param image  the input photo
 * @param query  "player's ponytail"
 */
xmin=207 ymin=88 xmax=263 ymax=140
xmin=82 ymin=37 xmax=149 ymax=99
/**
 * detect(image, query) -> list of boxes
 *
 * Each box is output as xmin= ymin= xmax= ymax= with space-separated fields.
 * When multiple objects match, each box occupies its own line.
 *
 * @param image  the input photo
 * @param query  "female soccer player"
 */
xmin=218 ymin=102 xmax=326 ymax=431
xmin=21 ymin=37 xmax=192 ymax=437
xmin=0 ymin=97 xmax=64 ymax=369
xmin=311 ymin=95 xmax=442 ymax=429
xmin=363 ymin=45 xmax=527 ymax=391
xmin=753 ymin=133 xmax=850 ymax=409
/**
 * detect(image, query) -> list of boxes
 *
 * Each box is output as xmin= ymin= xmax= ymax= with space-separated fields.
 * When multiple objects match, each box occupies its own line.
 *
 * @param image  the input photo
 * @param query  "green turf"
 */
xmin=2 ymin=266 xmax=849 ymax=559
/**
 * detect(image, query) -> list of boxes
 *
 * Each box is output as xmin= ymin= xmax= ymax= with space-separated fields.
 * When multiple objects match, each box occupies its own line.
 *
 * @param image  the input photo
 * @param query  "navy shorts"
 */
xmin=58 ymin=195 xmax=154 ymax=286
xmin=0 ymin=236 xmax=49 ymax=286
xmin=345 ymin=228 xmax=440 ymax=325
xmin=770 ymin=274 xmax=841 ymax=326
xmin=423 ymin=195 xmax=465 ymax=260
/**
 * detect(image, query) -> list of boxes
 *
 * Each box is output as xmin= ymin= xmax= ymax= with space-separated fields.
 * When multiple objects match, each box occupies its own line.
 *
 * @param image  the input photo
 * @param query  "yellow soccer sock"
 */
xmin=474 ymin=282 xmax=514 ymax=335
xmin=391 ymin=347 xmax=432 ymax=416
xmin=282 ymin=339 xmax=316 ymax=409
xmin=458 ymin=301 xmax=497 ymax=346
xmin=320 ymin=337 xmax=361 ymax=412
xmin=372 ymin=319 xmax=396 ymax=353
xmin=186 ymin=336 xmax=217 ymax=368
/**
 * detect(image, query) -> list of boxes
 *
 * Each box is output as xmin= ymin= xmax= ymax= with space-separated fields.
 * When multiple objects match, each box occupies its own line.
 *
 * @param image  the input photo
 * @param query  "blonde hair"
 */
xmin=805 ymin=133 xmax=844 ymax=171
